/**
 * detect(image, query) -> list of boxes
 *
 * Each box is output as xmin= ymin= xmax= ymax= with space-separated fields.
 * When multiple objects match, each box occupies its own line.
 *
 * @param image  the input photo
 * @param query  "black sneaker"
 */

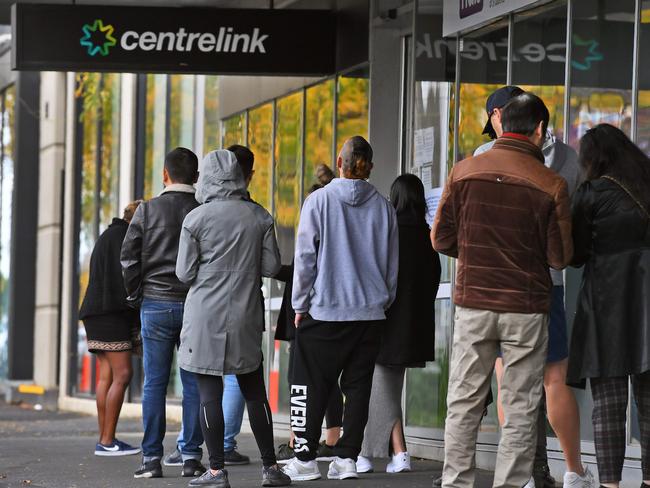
xmin=224 ymin=449 xmax=250 ymax=466
xmin=189 ymin=468 xmax=230 ymax=487
xmin=262 ymin=464 xmax=292 ymax=487
xmin=134 ymin=459 xmax=163 ymax=478
xmin=276 ymin=444 xmax=295 ymax=465
xmin=315 ymin=441 xmax=336 ymax=462
xmin=433 ymin=475 xmax=443 ymax=487
xmin=533 ymin=464 xmax=556 ymax=488
xmin=183 ymin=459 xmax=207 ymax=477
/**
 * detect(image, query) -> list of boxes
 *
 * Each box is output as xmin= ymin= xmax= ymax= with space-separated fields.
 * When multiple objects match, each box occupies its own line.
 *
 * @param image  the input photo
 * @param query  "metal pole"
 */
xmin=632 ymin=0 xmax=641 ymax=143
xmin=453 ymin=34 xmax=461 ymax=164
xmin=507 ymin=13 xmax=514 ymax=85
xmin=562 ymin=0 xmax=573 ymax=144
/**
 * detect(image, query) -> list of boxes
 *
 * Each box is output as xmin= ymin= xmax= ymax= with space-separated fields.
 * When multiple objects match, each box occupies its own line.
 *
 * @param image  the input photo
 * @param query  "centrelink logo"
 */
xmin=80 ymin=20 xmax=270 ymax=56
xmin=80 ymin=20 xmax=116 ymax=57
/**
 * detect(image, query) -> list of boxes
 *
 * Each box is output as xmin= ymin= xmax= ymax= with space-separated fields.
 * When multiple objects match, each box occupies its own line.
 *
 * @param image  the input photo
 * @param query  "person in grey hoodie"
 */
xmin=474 ymin=87 xmax=593 ymax=488
xmin=175 ymin=150 xmax=290 ymax=488
xmin=281 ymin=136 xmax=399 ymax=483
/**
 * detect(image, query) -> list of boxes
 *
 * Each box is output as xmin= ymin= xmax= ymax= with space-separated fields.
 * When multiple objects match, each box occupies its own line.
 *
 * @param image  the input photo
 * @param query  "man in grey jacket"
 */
xmin=475 ymin=87 xmax=593 ymax=488
xmin=282 ymin=136 xmax=399 ymax=482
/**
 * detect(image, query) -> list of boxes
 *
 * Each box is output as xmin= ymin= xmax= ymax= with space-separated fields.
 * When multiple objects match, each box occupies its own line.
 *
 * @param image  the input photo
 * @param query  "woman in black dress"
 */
xmin=569 ymin=124 xmax=650 ymax=485
xmin=79 ymin=200 xmax=142 ymax=457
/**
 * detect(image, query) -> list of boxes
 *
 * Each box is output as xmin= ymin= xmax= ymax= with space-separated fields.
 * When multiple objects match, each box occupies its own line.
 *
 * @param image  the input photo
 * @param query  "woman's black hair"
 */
xmin=390 ymin=173 xmax=427 ymax=222
xmin=579 ymin=124 xmax=650 ymax=207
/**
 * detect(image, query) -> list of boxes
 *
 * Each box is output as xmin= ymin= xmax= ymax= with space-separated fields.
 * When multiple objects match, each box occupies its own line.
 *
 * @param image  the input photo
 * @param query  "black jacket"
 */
xmin=274 ymin=264 xmax=295 ymax=342
xmin=377 ymin=214 xmax=441 ymax=366
xmin=568 ymin=178 xmax=650 ymax=387
xmin=80 ymin=218 xmax=132 ymax=319
xmin=121 ymin=189 xmax=199 ymax=303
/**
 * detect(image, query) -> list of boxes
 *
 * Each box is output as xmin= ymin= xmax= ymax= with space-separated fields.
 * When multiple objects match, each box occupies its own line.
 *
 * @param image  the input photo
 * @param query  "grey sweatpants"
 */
xmin=442 ymin=306 xmax=548 ymax=488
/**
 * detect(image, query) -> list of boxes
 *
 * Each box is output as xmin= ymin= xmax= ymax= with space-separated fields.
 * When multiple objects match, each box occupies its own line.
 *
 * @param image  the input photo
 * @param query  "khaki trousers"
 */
xmin=442 ymin=306 xmax=548 ymax=488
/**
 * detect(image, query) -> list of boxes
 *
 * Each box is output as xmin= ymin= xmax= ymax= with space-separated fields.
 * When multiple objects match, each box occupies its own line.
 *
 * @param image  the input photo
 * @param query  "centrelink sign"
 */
xmin=12 ymin=4 xmax=336 ymax=75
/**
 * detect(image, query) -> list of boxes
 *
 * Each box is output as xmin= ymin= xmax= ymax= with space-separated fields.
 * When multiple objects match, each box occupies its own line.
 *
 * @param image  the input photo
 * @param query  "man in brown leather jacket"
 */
xmin=432 ymin=93 xmax=572 ymax=488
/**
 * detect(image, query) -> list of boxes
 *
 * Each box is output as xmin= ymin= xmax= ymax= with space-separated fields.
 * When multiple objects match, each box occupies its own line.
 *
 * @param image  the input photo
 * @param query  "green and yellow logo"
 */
xmin=80 ymin=20 xmax=116 ymax=57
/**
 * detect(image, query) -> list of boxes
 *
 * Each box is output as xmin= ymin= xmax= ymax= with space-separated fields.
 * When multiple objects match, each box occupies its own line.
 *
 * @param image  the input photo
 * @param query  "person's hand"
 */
xmin=294 ymin=313 xmax=304 ymax=328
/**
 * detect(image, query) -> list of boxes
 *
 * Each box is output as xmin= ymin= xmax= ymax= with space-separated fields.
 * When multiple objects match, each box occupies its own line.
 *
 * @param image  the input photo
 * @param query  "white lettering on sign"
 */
xmin=117 ymin=27 xmax=269 ymax=54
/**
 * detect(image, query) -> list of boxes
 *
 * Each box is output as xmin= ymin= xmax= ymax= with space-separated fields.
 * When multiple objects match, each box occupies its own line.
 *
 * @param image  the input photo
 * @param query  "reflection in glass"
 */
xmin=568 ymin=0 xmax=635 ymax=147
xmin=99 ymin=74 xmax=121 ymax=232
xmin=0 ymin=87 xmax=15 ymax=381
xmin=405 ymin=299 xmax=452 ymax=429
xmin=247 ymin=105 xmax=273 ymax=210
xmin=144 ymin=74 xmax=167 ymax=199
xmin=204 ymin=76 xmax=220 ymax=154
xmin=223 ymin=113 xmax=246 ymax=149
xmin=304 ymin=80 xmax=334 ymax=190
xmin=168 ymin=75 xmax=195 ymax=150
xmin=274 ymin=92 xmax=303 ymax=261
xmin=636 ymin=1 xmax=650 ymax=155
xmin=336 ymin=69 xmax=369 ymax=152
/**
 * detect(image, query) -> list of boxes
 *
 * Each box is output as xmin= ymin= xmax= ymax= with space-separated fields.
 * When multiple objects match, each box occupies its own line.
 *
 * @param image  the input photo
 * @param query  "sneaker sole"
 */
xmin=182 ymin=469 xmax=207 ymax=477
xmin=287 ymin=473 xmax=322 ymax=481
xmin=357 ymin=468 xmax=374 ymax=474
xmin=224 ymin=460 xmax=250 ymax=466
xmin=316 ymin=456 xmax=335 ymax=462
xmin=386 ymin=467 xmax=411 ymax=474
xmin=327 ymin=472 xmax=359 ymax=480
xmin=262 ymin=479 xmax=292 ymax=487
xmin=95 ymin=449 xmax=141 ymax=457
xmin=133 ymin=472 xmax=162 ymax=479
xmin=163 ymin=460 xmax=183 ymax=467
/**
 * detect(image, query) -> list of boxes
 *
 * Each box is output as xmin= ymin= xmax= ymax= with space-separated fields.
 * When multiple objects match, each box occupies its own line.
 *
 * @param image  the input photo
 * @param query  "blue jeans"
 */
xmin=141 ymin=299 xmax=203 ymax=461
xmin=177 ymin=375 xmax=245 ymax=452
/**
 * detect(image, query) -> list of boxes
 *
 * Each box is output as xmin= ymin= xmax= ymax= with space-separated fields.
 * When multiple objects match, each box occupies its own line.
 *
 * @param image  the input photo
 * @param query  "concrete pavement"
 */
xmin=0 ymin=400 xmax=496 ymax=488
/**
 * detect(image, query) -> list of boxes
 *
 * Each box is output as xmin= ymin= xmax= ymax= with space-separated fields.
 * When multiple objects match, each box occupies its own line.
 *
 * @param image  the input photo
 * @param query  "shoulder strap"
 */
xmin=601 ymin=175 xmax=650 ymax=220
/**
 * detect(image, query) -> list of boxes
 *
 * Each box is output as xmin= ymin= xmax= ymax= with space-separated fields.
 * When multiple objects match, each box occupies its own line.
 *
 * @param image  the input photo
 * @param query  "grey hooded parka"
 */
xmin=176 ymin=150 xmax=281 ymax=376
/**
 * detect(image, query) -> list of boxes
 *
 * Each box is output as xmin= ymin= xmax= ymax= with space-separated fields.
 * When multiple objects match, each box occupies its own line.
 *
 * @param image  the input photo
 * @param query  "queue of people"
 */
xmin=78 ymin=86 xmax=650 ymax=488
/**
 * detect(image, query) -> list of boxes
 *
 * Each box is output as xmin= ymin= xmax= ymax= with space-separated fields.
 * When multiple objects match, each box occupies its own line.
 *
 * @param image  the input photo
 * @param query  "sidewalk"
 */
xmin=0 ymin=400 xmax=495 ymax=488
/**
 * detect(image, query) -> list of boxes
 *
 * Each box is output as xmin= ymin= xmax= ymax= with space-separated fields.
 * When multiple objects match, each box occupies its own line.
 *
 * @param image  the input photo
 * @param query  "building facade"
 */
xmin=0 ymin=0 xmax=648 ymax=481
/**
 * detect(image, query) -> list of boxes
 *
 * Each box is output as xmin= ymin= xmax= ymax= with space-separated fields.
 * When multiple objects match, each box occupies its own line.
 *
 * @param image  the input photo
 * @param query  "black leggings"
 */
xmin=195 ymin=365 xmax=276 ymax=470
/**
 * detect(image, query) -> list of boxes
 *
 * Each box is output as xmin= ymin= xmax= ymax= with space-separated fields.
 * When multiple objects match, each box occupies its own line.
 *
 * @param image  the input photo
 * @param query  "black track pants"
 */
xmin=290 ymin=316 xmax=381 ymax=461
xmin=195 ymin=364 xmax=276 ymax=470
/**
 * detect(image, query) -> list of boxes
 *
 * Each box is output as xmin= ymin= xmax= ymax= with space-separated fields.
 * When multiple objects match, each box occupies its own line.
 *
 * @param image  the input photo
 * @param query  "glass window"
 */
xmin=222 ymin=112 xmax=246 ymax=149
xmin=636 ymin=1 xmax=650 ymax=155
xmin=336 ymin=67 xmax=370 ymax=151
xmin=405 ymin=299 xmax=452 ymax=429
xmin=168 ymin=75 xmax=195 ymax=150
xmin=568 ymin=0 xmax=635 ymax=148
xmin=75 ymin=73 xmax=122 ymax=395
xmin=203 ymin=76 xmax=221 ymax=154
xmin=144 ymin=74 xmax=167 ymax=200
xmin=247 ymin=104 xmax=273 ymax=210
xmin=458 ymin=22 xmax=509 ymax=160
xmin=0 ymin=87 xmax=15 ymax=381
xmin=271 ymin=92 xmax=303 ymax=416
xmin=304 ymin=80 xmax=335 ymax=190
xmin=512 ymin=3 xmax=567 ymax=139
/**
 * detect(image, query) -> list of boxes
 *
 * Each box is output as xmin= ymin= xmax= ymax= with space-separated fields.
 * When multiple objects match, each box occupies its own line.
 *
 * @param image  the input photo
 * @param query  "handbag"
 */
xmin=601 ymin=175 xmax=650 ymax=220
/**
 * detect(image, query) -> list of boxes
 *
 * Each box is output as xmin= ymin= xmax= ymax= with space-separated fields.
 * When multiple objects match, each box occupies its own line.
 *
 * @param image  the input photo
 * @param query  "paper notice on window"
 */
xmin=421 ymin=166 xmax=432 ymax=189
xmin=414 ymin=127 xmax=435 ymax=166
xmin=425 ymin=187 xmax=444 ymax=227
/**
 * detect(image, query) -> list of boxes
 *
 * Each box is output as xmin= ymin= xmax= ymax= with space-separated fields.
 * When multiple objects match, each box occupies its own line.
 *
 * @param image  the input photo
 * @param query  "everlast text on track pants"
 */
xmin=290 ymin=316 xmax=381 ymax=462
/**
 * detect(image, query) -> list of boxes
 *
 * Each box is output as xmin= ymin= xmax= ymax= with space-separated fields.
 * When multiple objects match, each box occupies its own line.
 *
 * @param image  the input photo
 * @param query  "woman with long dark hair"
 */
xmin=569 ymin=124 xmax=650 ymax=486
xmin=356 ymin=174 xmax=441 ymax=474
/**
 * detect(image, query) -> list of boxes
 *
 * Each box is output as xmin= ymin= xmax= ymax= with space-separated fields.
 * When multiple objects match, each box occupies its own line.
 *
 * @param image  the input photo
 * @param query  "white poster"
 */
xmin=421 ymin=166 xmax=433 ymax=189
xmin=414 ymin=127 xmax=435 ymax=166
xmin=425 ymin=187 xmax=444 ymax=227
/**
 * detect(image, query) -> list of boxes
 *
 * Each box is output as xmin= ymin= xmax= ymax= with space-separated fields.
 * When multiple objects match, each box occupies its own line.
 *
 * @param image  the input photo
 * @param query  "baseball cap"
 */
xmin=482 ymin=86 xmax=525 ymax=137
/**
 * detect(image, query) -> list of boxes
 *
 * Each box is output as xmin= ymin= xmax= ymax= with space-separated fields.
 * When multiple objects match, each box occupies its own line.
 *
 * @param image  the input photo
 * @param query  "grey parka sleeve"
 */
xmin=176 ymin=224 xmax=200 ymax=284
xmin=261 ymin=223 xmax=281 ymax=278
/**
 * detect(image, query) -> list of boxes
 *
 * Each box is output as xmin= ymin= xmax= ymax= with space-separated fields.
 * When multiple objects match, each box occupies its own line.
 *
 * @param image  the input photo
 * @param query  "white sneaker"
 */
xmin=524 ymin=477 xmax=536 ymax=488
xmin=356 ymin=456 xmax=374 ymax=473
xmin=281 ymin=458 xmax=321 ymax=481
xmin=563 ymin=466 xmax=596 ymax=488
xmin=386 ymin=451 xmax=411 ymax=473
xmin=327 ymin=457 xmax=359 ymax=480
